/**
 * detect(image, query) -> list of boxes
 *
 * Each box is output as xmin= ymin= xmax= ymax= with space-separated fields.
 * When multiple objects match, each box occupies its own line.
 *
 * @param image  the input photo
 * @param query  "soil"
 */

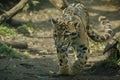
xmin=0 ymin=0 xmax=120 ymax=80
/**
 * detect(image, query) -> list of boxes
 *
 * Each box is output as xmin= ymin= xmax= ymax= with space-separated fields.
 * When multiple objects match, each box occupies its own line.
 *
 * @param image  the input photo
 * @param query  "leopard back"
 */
xmin=52 ymin=3 xmax=89 ymax=51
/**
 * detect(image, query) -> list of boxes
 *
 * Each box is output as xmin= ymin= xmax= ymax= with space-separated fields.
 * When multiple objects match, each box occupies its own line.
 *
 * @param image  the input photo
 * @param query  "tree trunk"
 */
xmin=0 ymin=0 xmax=28 ymax=24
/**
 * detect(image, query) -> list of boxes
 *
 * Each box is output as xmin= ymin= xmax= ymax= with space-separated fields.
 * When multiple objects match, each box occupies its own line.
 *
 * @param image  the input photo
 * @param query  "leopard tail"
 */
xmin=87 ymin=16 xmax=114 ymax=42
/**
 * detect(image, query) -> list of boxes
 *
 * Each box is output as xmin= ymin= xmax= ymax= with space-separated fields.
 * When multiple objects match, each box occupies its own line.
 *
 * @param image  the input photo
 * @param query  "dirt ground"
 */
xmin=0 ymin=0 xmax=120 ymax=80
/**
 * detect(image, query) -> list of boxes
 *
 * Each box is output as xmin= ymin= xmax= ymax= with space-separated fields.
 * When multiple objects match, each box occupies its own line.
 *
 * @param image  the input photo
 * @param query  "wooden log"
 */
xmin=0 ymin=40 xmax=28 ymax=49
xmin=0 ymin=0 xmax=28 ymax=24
xmin=49 ymin=0 xmax=68 ymax=10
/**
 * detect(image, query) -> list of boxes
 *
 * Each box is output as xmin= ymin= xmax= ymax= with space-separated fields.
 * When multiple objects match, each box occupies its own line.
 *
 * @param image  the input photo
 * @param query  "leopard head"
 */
xmin=51 ymin=17 xmax=80 ymax=51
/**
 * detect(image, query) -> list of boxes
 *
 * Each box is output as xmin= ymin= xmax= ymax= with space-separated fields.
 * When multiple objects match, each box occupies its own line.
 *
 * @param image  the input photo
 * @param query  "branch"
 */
xmin=0 ymin=0 xmax=28 ymax=24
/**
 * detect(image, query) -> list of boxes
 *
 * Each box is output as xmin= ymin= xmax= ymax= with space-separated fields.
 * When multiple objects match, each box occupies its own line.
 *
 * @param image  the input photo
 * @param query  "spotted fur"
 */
xmin=52 ymin=3 xmax=113 ymax=75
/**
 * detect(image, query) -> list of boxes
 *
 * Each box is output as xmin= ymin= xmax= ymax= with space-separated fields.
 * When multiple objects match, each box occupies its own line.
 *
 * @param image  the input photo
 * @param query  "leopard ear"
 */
xmin=51 ymin=18 xmax=58 ymax=24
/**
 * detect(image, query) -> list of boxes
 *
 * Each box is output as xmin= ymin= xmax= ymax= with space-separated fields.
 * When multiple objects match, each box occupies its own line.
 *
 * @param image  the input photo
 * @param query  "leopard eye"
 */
xmin=74 ymin=23 xmax=78 ymax=27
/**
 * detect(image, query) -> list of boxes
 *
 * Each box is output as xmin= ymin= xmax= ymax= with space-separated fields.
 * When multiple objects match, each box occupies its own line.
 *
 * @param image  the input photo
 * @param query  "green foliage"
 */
xmin=0 ymin=44 xmax=19 ymax=58
xmin=17 ymin=22 xmax=34 ymax=36
xmin=23 ymin=51 xmax=30 ymax=57
xmin=23 ymin=0 xmax=39 ymax=12
xmin=0 ymin=25 xmax=17 ymax=36
xmin=106 ymin=52 xmax=120 ymax=65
